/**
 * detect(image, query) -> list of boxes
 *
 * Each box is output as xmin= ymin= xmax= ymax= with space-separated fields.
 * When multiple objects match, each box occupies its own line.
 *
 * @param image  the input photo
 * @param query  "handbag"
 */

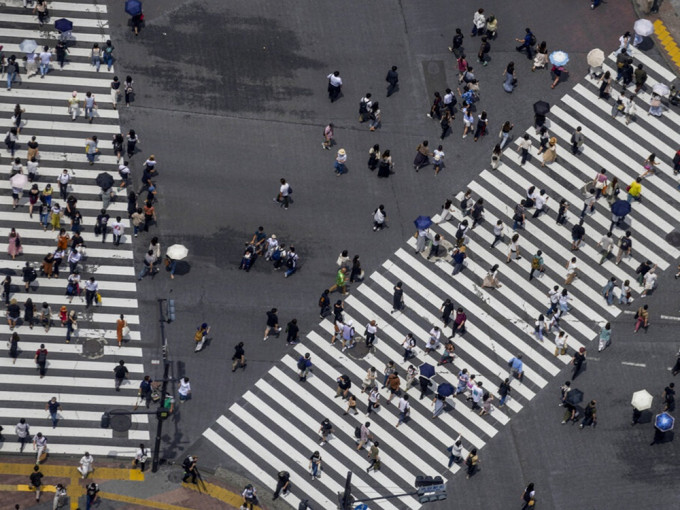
xmin=122 ymin=326 xmax=130 ymax=336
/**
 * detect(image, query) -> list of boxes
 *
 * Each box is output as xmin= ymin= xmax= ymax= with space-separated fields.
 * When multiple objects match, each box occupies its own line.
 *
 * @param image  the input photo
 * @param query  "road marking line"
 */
xmin=660 ymin=315 xmax=680 ymax=321
xmin=621 ymin=362 xmax=646 ymax=368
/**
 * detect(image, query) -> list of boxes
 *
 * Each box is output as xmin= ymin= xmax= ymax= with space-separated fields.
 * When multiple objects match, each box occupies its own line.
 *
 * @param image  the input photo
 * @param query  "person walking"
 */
xmin=263 ymin=308 xmax=281 ymax=340
xmin=124 ymin=76 xmax=134 ymax=106
xmin=465 ymin=448 xmax=479 ymax=479
xmin=134 ymin=444 xmax=148 ymax=471
xmin=334 ymin=148 xmax=347 ymax=176
xmin=229 ymin=342 xmax=246 ymax=372
xmin=309 ymin=451 xmax=322 ymax=480
xmin=571 ymin=126 xmax=584 ymax=154
xmin=241 ymin=484 xmax=259 ymax=509
xmin=502 ymin=62 xmax=516 ymax=93
xmin=616 ymin=231 xmax=633 ymax=265
xmin=113 ymin=360 xmax=128 ymax=391
xmin=46 ymin=397 xmax=62 ymax=429
xmin=29 ymin=465 xmax=43 ymax=501
xmin=477 ymin=37 xmax=490 ymax=66
xmin=15 ymin=418 xmax=30 ymax=452
xmin=598 ymin=323 xmax=612 ymax=352
xmin=515 ymin=28 xmax=535 ymax=59
xmin=34 ymin=344 xmax=48 ymax=378
xmin=571 ymin=347 xmax=586 ymax=380
xmin=78 ymin=452 xmax=94 ymax=479
xmin=395 ymin=394 xmax=410 ymax=428
xmin=85 ymin=482 xmax=100 ymax=510
xmin=634 ymin=304 xmax=649 ymax=332
xmin=272 ymin=471 xmax=291 ymax=499
xmin=564 ymin=257 xmax=578 ymax=285
xmin=601 ymin=277 xmax=617 ymax=306
xmin=33 ymin=432 xmax=48 ymax=464
xmin=274 ymin=178 xmax=291 ymax=209
xmin=541 ymin=137 xmax=558 ymax=167
xmin=385 ymin=66 xmax=399 ymax=97
xmin=327 ymin=71 xmax=342 ymax=102
xmin=447 ymin=436 xmax=463 ymax=467
xmin=529 ymin=250 xmax=544 ymax=281
xmin=521 ymin=483 xmax=536 ymax=510
xmin=391 ymin=281 xmax=404 ymax=313
xmin=137 ymin=250 xmax=157 ymax=281
xmin=580 ymin=400 xmax=598 ymax=429
xmin=413 ymin=140 xmax=432 ymax=171
xmin=181 ymin=455 xmax=198 ymax=484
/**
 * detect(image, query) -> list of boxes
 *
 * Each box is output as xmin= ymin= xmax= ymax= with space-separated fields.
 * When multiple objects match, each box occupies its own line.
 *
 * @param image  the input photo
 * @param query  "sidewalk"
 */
xmin=0 ymin=457 xmax=248 ymax=510
xmin=634 ymin=0 xmax=680 ymax=75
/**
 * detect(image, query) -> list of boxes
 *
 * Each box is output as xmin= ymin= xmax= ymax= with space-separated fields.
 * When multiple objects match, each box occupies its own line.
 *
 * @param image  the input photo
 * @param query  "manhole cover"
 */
xmin=665 ymin=231 xmax=680 ymax=247
xmin=345 ymin=335 xmax=370 ymax=360
xmin=81 ymin=337 xmax=106 ymax=359
xmin=110 ymin=411 xmax=132 ymax=432
xmin=419 ymin=239 xmax=455 ymax=263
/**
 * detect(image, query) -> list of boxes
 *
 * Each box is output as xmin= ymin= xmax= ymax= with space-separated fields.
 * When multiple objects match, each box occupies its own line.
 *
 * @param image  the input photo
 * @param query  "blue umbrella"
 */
xmin=125 ymin=0 xmax=143 ymax=16
xmin=437 ymin=382 xmax=455 ymax=397
xmin=611 ymin=199 xmax=632 ymax=218
xmin=655 ymin=412 xmax=674 ymax=432
xmin=549 ymin=50 xmax=569 ymax=67
xmin=414 ymin=215 xmax=432 ymax=231
xmin=419 ymin=362 xmax=435 ymax=379
xmin=54 ymin=18 xmax=73 ymax=32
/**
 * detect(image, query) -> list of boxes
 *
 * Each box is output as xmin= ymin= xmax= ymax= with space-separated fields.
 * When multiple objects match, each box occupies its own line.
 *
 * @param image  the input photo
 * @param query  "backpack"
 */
xmin=37 ymin=350 xmax=47 ymax=364
xmin=359 ymin=100 xmax=368 ymax=114
xmin=455 ymin=226 xmax=466 ymax=240
xmin=531 ymin=256 xmax=540 ymax=270
xmin=354 ymin=425 xmax=362 ymax=439
xmin=297 ymin=358 xmax=307 ymax=371
xmin=182 ymin=456 xmax=194 ymax=469
xmin=529 ymin=33 xmax=537 ymax=46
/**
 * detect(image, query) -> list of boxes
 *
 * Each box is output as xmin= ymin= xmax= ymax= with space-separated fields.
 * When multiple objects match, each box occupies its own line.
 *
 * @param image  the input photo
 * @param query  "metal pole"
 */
xmin=152 ymin=299 xmax=169 ymax=473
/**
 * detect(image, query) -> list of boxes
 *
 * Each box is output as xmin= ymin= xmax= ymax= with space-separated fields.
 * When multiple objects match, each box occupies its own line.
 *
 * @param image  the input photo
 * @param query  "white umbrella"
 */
xmin=586 ymin=49 xmax=605 ymax=67
xmin=19 ymin=39 xmax=38 ymax=53
xmin=653 ymin=83 xmax=670 ymax=96
xmin=166 ymin=244 xmax=189 ymax=260
xmin=631 ymin=389 xmax=653 ymax=411
xmin=10 ymin=173 xmax=28 ymax=190
xmin=634 ymin=19 xmax=654 ymax=37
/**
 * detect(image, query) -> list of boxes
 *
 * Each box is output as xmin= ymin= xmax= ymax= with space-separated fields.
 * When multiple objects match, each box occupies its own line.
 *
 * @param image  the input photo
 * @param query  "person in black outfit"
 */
xmin=272 ymin=471 xmax=291 ymax=500
xmin=385 ymin=66 xmax=399 ymax=97
xmin=333 ymin=300 xmax=344 ymax=323
xmin=440 ymin=299 xmax=454 ymax=328
xmin=419 ymin=375 xmax=432 ymax=400
xmin=232 ymin=342 xmax=246 ymax=372
xmin=181 ymin=455 xmax=198 ymax=483
xmin=319 ymin=289 xmax=331 ymax=318
xmin=571 ymin=347 xmax=586 ymax=380
xmin=391 ymin=282 xmax=404 ymax=313
xmin=285 ymin=319 xmax=299 ymax=345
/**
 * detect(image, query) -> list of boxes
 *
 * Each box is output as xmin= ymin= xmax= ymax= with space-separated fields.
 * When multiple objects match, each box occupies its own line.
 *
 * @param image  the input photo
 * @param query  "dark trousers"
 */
xmin=365 ymin=332 xmax=375 ymax=347
xmin=182 ymin=469 xmax=197 ymax=483
xmin=520 ymin=148 xmax=529 ymax=165
xmin=386 ymin=81 xmax=398 ymax=97
xmin=516 ymin=42 xmax=533 ymax=59
xmin=491 ymin=234 xmax=503 ymax=248
xmin=59 ymin=183 xmax=68 ymax=200
xmin=85 ymin=289 xmax=95 ymax=307
xmin=37 ymin=361 xmax=46 ymax=376
xmin=273 ymin=479 xmax=288 ymax=499
xmin=572 ymin=363 xmax=583 ymax=380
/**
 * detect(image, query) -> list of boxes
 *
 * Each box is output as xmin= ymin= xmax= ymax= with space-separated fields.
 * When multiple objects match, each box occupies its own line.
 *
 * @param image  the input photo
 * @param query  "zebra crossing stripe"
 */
xmin=1 ymin=0 xmax=108 ymax=12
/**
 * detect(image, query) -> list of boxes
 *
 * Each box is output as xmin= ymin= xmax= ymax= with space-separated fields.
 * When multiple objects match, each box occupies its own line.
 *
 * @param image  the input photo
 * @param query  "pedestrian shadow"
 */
xmin=172 ymin=261 xmax=191 ymax=276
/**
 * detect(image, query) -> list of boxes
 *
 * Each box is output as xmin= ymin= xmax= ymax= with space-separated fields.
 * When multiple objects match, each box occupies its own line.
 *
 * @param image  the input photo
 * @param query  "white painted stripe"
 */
xmin=2 ymin=87 xmax=115 ymax=103
xmin=0 ymin=196 xmax=127 ymax=214
xmin=202 ymin=428 xmax=303 ymax=509
xmin=15 ymin=242 xmax=132 ymax=259
xmin=660 ymin=315 xmax=680 ymax=321
xmin=0 ymin=390 xmax=137 ymax=406
xmin=236 ymin=395 xmax=413 ymax=509
xmin=4 ymin=276 xmax=136 ymax=292
xmin=0 ymin=358 xmax=144 ymax=372
xmin=0 ymin=443 xmax=143 ymax=457
xmin=0 ymin=313 xmax=140 ymax=328
xmin=2 ymin=374 xmax=141 ymax=389
xmin=2 ymin=293 xmax=138 ymax=308
xmin=3 ymin=12 xmax=110 ymax=28
xmin=0 ymin=27 xmax=110 ymax=43
xmin=0 ymin=43 xmax=103 ymax=58
xmin=0 ymin=407 xmax=148 ymax=423
xmin=2 ymin=0 xmax=108 ymax=13
xmin=215 ymin=415 xmax=336 ymax=509
xmin=7 ymin=132 xmax=124 ymax=151
xmin=0 ymin=425 xmax=145 ymax=439
xmin=490 ymin=153 xmax=647 ymax=285
xmin=308 ymin=326 xmax=493 ymax=446
xmin=0 ymin=210 xmax=131 ymax=228
xmin=607 ymin=50 xmax=677 ymax=84
xmin=548 ymin=105 xmax=680 ymax=237
xmin=562 ymin=93 xmax=680 ymax=201
xmin=0 ymin=260 xmax=135 ymax=276
xmin=1 ymin=117 xmax=120 ymax=134
xmin=254 ymin=372 xmax=455 ymax=484
xmin=473 ymin=174 xmax=614 ymax=320
xmin=6 ymin=72 xmax=114 ymax=90
xmin=371 ymin=260 xmax=555 ymax=385
xmin=273 ymin=360 xmax=460 ymax=471
xmin=0 ymin=180 xmax=129 ymax=200
xmin=0 ymin=222 xmax=132 ymax=244
xmin=0 ymin=340 xmax=143 ymax=356
xmin=436 ymin=209 xmax=593 ymax=347
xmin=0 ymin=102 xmax=119 ymax=119
xmin=499 ymin=147 xmax=657 ymax=275
xmin=4 ymin=149 xmax=119 ymax=165
xmin=621 ymin=361 xmax=646 ymax=367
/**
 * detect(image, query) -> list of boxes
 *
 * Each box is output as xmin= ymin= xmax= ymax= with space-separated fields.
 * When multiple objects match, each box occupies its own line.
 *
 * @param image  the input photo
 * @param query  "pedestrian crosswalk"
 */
xmin=203 ymin=48 xmax=680 ymax=508
xmin=0 ymin=1 xmax=149 ymax=459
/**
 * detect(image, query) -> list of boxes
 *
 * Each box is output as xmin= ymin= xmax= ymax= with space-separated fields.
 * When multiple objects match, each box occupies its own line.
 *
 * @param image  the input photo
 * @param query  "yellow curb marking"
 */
xmin=183 ymin=481 xmax=259 ymax=509
xmin=654 ymin=19 xmax=680 ymax=74
xmin=98 ymin=491 xmax=193 ymax=510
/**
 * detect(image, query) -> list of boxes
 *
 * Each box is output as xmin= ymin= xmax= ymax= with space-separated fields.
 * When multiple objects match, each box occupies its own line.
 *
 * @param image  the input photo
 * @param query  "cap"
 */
xmin=338 ymin=148 xmax=346 ymax=155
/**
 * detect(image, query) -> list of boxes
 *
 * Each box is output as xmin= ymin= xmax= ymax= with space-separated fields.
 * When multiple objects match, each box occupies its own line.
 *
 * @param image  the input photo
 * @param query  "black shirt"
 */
xmin=114 ymin=365 xmax=129 ymax=379
xmin=233 ymin=345 xmax=245 ymax=360
xmin=266 ymin=311 xmax=278 ymax=327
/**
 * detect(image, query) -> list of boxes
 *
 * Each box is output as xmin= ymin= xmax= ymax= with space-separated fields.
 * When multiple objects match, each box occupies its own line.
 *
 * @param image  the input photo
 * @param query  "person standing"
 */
xmin=29 ymin=465 xmax=43 ymax=502
xmin=274 ymin=178 xmax=291 ymax=209
xmin=34 ymin=344 xmax=48 ymax=378
xmin=113 ymin=360 xmax=128 ymax=391
xmin=580 ymin=400 xmax=598 ymax=429
xmin=85 ymin=482 xmax=100 ymax=510
xmin=571 ymin=126 xmax=584 ymax=154
xmin=663 ymin=383 xmax=676 ymax=412
xmin=182 ymin=455 xmax=198 ymax=484
xmin=138 ymin=376 xmax=153 ymax=408
xmin=78 ymin=452 xmax=94 ymax=479
xmin=285 ymin=319 xmax=299 ymax=345
xmin=477 ymin=37 xmax=490 ymax=66
xmin=334 ymin=148 xmax=347 ymax=175
xmin=571 ymin=347 xmax=586 ymax=380
xmin=391 ymin=281 xmax=404 ymax=313
xmin=264 ymin=308 xmax=281 ymax=340
xmin=16 ymin=418 xmax=30 ymax=452
xmin=498 ymin=378 xmax=512 ymax=407
xmin=111 ymin=216 xmax=124 ymax=246
xmin=385 ymin=66 xmax=399 ymax=97
xmin=322 ymin=123 xmax=334 ymax=150
xmin=327 ymin=71 xmax=342 ymax=102
xmin=134 ymin=444 xmax=148 ymax=471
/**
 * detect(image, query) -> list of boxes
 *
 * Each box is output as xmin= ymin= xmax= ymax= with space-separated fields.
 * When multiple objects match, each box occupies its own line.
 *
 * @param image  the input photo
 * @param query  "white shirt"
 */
xmin=398 ymin=397 xmax=410 ymax=413
xmin=136 ymin=447 xmax=147 ymax=461
xmin=518 ymin=138 xmax=532 ymax=151
xmin=535 ymin=193 xmax=548 ymax=210
xmin=111 ymin=221 xmax=124 ymax=235
xmin=119 ymin=163 xmax=131 ymax=176
xmin=549 ymin=288 xmax=560 ymax=304
xmin=15 ymin=421 xmax=29 ymax=438
xmin=80 ymin=455 xmax=94 ymax=470
xmin=178 ymin=379 xmax=191 ymax=396
xmin=443 ymin=92 xmax=454 ymax=105
xmin=493 ymin=223 xmax=504 ymax=236
xmin=27 ymin=160 xmax=39 ymax=174
xmin=280 ymin=183 xmax=290 ymax=197
xmin=433 ymin=149 xmax=445 ymax=161
xmin=266 ymin=237 xmax=278 ymax=250
xmin=68 ymin=251 xmax=82 ymax=264
xmin=366 ymin=323 xmax=377 ymax=335
xmin=85 ymin=280 xmax=98 ymax=292
xmin=566 ymin=261 xmax=577 ymax=274
xmin=473 ymin=11 xmax=486 ymax=28
xmin=402 ymin=335 xmax=415 ymax=349
xmin=327 ymin=73 xmax=342 ymax=87
xmin=58 ymin=173 xmax=70 ymax=185
xmin=554 ymin=333 xmax=567 ymax=349
xmin=374 ymin=209 xmax=385 ymax=223
xmin=429 ymin=328 xmax=441 ymax=342
xmin=598 ymin=236 xmax=614 ymax=251
xmin=39 ymin=51 xmax=51 ymax=64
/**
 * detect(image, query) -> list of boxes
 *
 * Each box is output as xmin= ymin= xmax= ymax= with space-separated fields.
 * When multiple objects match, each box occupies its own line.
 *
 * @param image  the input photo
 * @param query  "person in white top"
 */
xmin=110 ymin=216 xmax=124 ymax=246
xmin=26 ymin=51 xmax=37 ymax=77
xmin=425 ymin=327 xmax=442 ymax=353
xmin=264 ymin=235 xmax=279 ymax=260
xmin=67 ymin=91 xmax=79 ymax=121
xmin=33 ymin=432 xmax=47 ymax=464
xmin=85 ymin=277 xmax=99 ymax=308
xmin=57 ymin=169 xmax=70 ymax=201
xmin=15 ymin=418 xmax=30 ymax=452
xmin=641 ymin=269 xmax=657 ymax=297
xmin=327 ymin=71 xmax=343 ymax=102
xmin=274 ymin=178 xmax=291 ymax=209
xmin=27 ymin=157 xmax=39 ymax=181
xmin=38 ymin=46 xmax=51 ymax=77
xmin=78 ymin=452 xmax=94 ymax=479
xmin=178 ymin=377 xmax=191 ymax=402
xmin=532 ymin=189 xmax=549 ymax=218
xmin=373 ymin=205 xmax=386 ymax=232
xmin=564 ymin=257 xmax=578 ymax=285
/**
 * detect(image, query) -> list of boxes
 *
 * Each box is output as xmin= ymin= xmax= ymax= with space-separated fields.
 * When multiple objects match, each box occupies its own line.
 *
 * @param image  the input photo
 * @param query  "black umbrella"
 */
xmin=565 ymin=388 xmax=584 ymax=406
xmin=533 ymin=100 xmax=551 ymax=116
xmin=611 ymin=199 xmax=632 ymax=218
xmin=96 ymin=172 xmax=114 ymax=190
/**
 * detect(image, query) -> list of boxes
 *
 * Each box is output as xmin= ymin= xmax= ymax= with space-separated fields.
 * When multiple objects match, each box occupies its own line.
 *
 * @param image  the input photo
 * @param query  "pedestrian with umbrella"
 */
xmin=610 ymin=199 xmax=631 ymax=232
xmin=414 ymin=215 xmax=432 ymax=254
xmin=562 ymin=388 xmax=583 ymax=424
xmin=166 ymin=245 xmax=187 ymax=279
xmin=54 ymin=18 xmax=73 ymax=40
xmin=549 ymin=51 xmax=568 ymax=89
xmin=418 ymin=363 xmax=435 ymax=400
xmin=631 ymin=389 xmax=653 ymax=425
xmin=651 ymin=412 xmax=674 ymax=445
xmin=126 ymin=0 xmax=144 ymax=35
xmin=587 ymin=48 xmax=605 ymax=77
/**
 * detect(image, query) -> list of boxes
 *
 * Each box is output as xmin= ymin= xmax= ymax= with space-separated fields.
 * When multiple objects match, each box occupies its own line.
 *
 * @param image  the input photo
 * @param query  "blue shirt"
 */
xmin=524 ymin=33 xmax=533 ymax=45
xmin=510 ymin=358 xmax=523 ymax=372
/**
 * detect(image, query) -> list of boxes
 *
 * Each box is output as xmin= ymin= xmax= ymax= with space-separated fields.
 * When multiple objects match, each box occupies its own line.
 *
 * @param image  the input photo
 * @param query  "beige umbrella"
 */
xmin=631 ymin=389 xmax=653 ymax=411
xmin=166 ymin=244 xmax=188 ymax=260
xmin=587 ymin=49 xmax=605 ymax=67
